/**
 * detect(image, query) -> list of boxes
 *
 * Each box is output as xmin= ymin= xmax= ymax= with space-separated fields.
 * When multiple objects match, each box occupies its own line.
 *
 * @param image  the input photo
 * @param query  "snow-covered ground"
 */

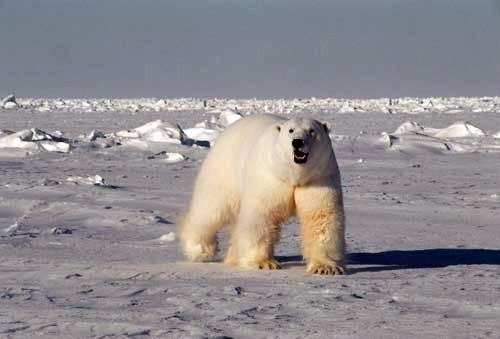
xmin=8 ymin=96 xmax=500 ymax=115
xmin=1 ymin=97 xmax=500 ymax=338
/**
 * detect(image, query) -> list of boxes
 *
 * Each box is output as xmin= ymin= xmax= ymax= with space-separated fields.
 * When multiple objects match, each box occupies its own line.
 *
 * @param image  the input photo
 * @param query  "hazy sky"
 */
xmin=1 ymin=0 xmax=500 ymax=98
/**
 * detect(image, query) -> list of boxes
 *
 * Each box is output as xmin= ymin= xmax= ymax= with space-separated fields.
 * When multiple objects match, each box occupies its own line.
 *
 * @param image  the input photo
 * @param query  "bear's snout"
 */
xmin=292 ymin=138 xmax=304 ymax=149
xmin=292 ymin=138 xmax=309 ymax=164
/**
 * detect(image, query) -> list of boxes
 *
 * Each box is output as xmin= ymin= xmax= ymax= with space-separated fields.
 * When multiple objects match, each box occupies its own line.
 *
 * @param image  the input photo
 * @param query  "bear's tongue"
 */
xmin=294 ymin=150 xmax=308 ymax=164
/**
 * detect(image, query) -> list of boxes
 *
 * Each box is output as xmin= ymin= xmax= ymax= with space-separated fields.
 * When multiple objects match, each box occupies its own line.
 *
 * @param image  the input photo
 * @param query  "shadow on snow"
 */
xmin=277 ymin=248 xmax=500 ymax=273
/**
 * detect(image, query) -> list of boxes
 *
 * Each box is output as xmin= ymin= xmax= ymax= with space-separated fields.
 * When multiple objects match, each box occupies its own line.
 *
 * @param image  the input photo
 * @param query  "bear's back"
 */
xmin=194 ymin=114 xmax=285 ymax=195
xmin=209 ymin=113 xmax=283 ymax=161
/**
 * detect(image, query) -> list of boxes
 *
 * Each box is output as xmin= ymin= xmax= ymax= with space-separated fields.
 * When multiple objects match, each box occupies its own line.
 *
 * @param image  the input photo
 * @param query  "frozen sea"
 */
xmin=1 ymin=0 xmax=500 ymax=98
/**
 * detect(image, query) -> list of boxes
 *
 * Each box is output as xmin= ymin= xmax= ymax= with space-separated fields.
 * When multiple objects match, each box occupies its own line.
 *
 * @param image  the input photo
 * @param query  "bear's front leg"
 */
xmin=295 ymin=181 xmax=346 ymax=275
xmin=232 ymin=207 xmax=283 ymax=270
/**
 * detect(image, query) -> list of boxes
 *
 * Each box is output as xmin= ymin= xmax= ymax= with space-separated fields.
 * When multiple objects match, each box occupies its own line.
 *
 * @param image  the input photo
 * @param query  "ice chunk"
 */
xmin=216 ymin=109 xmax=242 ymax=127
xmin=1 ymin=94 xmax=17 ymax=109
xmin=432 ymin=121 xmax=484 ymax=138
xmin=158 ymin=232 xmax=176 ymax=243
xmin=0 ymin=128 xmax=70 ymax=153
xmin=66 ymin=175 xmax=105 ymax=185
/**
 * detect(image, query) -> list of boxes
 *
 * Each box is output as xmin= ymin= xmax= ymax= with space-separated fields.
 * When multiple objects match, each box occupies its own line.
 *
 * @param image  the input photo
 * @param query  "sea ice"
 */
xmin=0 ymin=128 xmax=70 ymax=153
xmin=66 ymin=175 xmax=105 ymax=186
xmin=1 ymin=93 xmax=17 ymax=109
xmin=158 ymin=232 xmax=176 ymax=243
xmin=161 ymin=153 xmax=185 ymax=164
xmin=379 ymin=121 xmax=499 ymax=153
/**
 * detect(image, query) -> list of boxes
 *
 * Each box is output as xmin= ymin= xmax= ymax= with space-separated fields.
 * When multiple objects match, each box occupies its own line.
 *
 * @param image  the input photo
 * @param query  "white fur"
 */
xmin=180 ymin=114 xmax=345 ymax=275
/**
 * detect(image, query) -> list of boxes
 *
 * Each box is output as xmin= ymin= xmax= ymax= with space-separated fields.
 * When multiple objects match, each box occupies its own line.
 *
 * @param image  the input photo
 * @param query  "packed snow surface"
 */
xmin=1 ymin=97 xmax=500 ymax=338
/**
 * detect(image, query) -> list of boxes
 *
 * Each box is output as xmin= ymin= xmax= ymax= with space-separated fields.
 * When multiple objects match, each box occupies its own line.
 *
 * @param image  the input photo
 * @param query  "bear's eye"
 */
xmin=288 ymin=129 xmax=294 ymax=134
xmin=309 ymin=128 xmax=315 ymax=135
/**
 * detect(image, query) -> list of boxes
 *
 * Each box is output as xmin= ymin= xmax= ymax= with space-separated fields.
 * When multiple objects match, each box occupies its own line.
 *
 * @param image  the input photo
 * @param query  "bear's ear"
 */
xmin=322 ymin=121 xmax=331 ymax=132
xmin=276 ymin=125 xmax=281 ymax=132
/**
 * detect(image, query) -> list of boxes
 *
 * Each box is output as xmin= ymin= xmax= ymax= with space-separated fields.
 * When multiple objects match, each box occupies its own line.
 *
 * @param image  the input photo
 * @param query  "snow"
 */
xmin=0 ymin=97 xmax=500 ymax=338
xmin=161 ymin=152 xmax=185 ymax=164
xmin=66 ymin=175 xmax=106 ymax=186
xmin=11 ymin=96 xmax=500 ymax=115
xmin=158 ymin=232 xmax=176 ymax=243
xmin=379 ymin=121 xmax=500 ymax=154
xmin=0 ymin=128 xmax=70 ymax=153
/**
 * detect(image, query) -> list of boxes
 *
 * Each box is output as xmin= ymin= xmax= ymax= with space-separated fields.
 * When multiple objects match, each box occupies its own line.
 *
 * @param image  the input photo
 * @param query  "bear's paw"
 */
xmin=307 ymin=261 xmax=345 ymax=275
xmin=242 ymin=258 xmax=282 ymax=270
xmin=257 ymin=259 xmax=282 ymax=270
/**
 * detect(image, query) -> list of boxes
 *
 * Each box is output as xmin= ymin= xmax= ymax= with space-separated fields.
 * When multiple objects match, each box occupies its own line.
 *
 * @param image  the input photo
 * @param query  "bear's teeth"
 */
xmin=293 ymin=151 xmax=308 ymax=163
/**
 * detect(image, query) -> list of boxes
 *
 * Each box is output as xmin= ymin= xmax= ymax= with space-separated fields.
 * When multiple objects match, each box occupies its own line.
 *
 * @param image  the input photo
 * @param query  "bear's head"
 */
xmin=274 ymin=118 xmax=333 ymax=175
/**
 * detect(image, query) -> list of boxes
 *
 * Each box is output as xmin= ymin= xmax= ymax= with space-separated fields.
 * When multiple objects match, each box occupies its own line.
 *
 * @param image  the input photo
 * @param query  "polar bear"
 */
xmin=179 ymin=114 xmax=345 ymax=275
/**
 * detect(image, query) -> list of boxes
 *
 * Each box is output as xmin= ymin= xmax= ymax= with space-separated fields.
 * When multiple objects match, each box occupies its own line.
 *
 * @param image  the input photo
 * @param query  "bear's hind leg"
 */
xmin=233 ymin=209 xmax=283 ymax=270
xmin=180 ymin=206 xmax=229 ymax=262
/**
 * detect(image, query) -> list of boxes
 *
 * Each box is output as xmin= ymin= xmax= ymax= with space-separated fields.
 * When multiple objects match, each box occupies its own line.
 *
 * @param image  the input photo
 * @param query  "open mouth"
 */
xmin=294 ymin=150 xmax=308 ymax=164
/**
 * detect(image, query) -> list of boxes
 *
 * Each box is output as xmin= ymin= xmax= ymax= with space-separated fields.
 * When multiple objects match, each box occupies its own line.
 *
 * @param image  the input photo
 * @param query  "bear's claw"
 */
xmin=240 ymin=258 xmax=282 ymax=270
xmin=258 ymin=259 xmax=282 ymax=270
xmin=307 ymin=262 xmax=345 ymax=275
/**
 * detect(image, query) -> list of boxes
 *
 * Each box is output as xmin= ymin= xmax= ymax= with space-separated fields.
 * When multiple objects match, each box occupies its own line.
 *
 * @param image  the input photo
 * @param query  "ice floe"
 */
xmin=379 ymin=121 xmax=500 ymax=153
xmin=1 ymin=94 xmax=17 ymax=109
xmin=113 ymin=120 xmax=180 ymax=143
xmin=106 ymin=110 xmax=242 ymax=150
xmin=2 ymin=104 xmax=499 ymax=158
xmin=211 ymin=109 xmax=243 ymax=127
xmin=109 ymin=120 xmax=218 ymax=149
xmin=9 ymin=96 xmax=500 ymax=115
xmin=0 ymin=128 xmax=70 ymax=153
xmin=0 ymin=109 xmax=236 ymax=155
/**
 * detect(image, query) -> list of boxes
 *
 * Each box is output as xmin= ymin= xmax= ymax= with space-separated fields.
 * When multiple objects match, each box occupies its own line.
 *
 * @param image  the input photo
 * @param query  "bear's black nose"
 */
xmin=292 ymin=138 xmax=304 ymax=149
